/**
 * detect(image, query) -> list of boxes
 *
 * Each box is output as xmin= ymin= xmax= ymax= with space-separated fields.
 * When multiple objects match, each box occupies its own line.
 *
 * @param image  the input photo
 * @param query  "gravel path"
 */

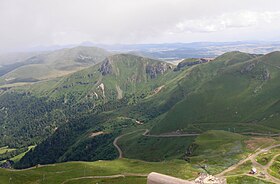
xmin=216 ymin=143 xmax=280 ymax=183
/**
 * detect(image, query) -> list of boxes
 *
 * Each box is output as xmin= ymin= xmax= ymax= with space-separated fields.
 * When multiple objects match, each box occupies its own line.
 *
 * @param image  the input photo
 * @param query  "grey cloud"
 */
xmin=0 ymin=0 xmax=280 ymax=52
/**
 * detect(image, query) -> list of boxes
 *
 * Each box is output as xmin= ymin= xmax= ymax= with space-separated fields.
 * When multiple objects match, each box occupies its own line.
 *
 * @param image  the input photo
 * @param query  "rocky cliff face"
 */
xmin=262 ymin=68 xmax=270 ymax=80
xmin=241 ymin=62 xmax=270 ymax=81
xmin=75 ymin=54 xmax=94 ymax=63
xmin=175 ymin=58 xmax=209 ymax=71
xmin=99 ymin=55 xmax=172 ymax=79
xmin=146 ymin=63 xmax=171 ymax=79
xmin=241 ymin=63 xmax=256 ymax=74
xmin=99 ymin=58 xmax=112 ymax=75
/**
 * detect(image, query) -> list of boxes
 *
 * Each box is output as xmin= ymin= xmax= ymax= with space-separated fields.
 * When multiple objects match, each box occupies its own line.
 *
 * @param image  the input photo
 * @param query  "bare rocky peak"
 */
xmin=98 ymin=58 xmax=112 ymax=75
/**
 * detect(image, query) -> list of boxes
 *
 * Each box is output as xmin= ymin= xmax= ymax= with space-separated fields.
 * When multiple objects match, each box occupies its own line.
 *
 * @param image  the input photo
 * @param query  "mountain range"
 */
xmin=0 ymin=46 xmax=110 ymax=86
xmin=1 ymin=46 xmax=280 ymax=183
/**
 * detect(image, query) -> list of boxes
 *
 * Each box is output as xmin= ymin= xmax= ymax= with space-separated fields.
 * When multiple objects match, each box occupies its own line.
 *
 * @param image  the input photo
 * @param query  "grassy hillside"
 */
xmin=0 ymin=159 xmax=199 ymax=184
xmin=0 ymin=54 xmax=180 ymax=168
xmin=227 ymin=175 xmax=273 ymax=184
xmin=0 ymin=51 xmax=46 ymax=77
xmin=0 ymin=46 xmax=110 ymax=86
xmin=269 ymin=156 xmax=280 ymax=179
xmin=187 ymin=130 xmax=249 ymax=174
xmin=28 ymin=53 xmax=175 ymax=100
xmin=0 ymin=157 xmax=274 ymax=184
xmin=0 ymin=146 xmax=15 ymax=154
xmin=118 ymin=130 xmax=251 ymax=174
xmin=2 ymin=51 xmax=280 ymax=175
xmin=0 ymin=130 xmax=272 ymax=184
xmin=117 ymin=129 xmax=196 ymax=161
xmin=151 ymin=51 xmax=280 ymax=134
xmin=0 ymin=53 xmax=175 ymax=148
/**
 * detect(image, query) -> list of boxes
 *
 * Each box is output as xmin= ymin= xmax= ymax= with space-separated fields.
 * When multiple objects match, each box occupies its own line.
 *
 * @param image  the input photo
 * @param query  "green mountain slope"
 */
xmin=28 ymin=53 xmax=175 ymax=105
xmin=0 ymin=54 xmax=175 ymax=159
xmin=151 ymin=51 xmax=280 ymax=134
xmin=0 ymin=51 xmax=45 ymax=76
xmin=11 ymin=54 xmax=178 ymax=168
xmin=2 ymin=51 xmax=280 ymax=170
xmin=0 ymin=46 xmax=110 ymax=86
xmin=0 ymin=159 xmax=199 ymax=183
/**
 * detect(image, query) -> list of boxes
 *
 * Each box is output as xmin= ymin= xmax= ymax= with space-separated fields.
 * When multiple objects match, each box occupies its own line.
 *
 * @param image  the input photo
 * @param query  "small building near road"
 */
xmin=249 ymin=167 xmax=257 ymax=174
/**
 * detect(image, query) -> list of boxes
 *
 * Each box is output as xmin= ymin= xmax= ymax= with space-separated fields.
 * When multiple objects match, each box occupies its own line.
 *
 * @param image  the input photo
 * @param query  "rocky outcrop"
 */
xmin=94 ymin=92 xmax=99 ymax=99
xmin=175 ymin=58 xmax=210 ymax=71
xmin=262 ymin=69 xmax=270 ymax=80
xmin=146 ymin=63 xmax=171 ymax=79
xmin=241 ymin=62 xmax=270 ymax=81
xmin=0 ymin=160 xmax=14 ymax=169
xmin=241 ymin=63 xmax=255 ymax=74
xmin=75 ymin=54 xmax=94 ymax=63
xmin=194 ymin=173 xmax=226 ymax=184
xmin=115 ymin=84 xmax=123 ymax=99
xmin=99 ymin=58 xmax=112 ymax=75
xmin=86 ymin=91 xmax=99 ymax=99
xmin=97 ymin=83 xmax=105 ymax=97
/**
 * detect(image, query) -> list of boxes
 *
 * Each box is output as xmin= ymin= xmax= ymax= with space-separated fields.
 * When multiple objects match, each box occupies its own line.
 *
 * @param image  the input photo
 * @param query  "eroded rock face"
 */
xmin=241 ymin=63 xmax=255 ymax=73
xmin=75 ymin=55 xmax=93 ymax=63
xmin=146 ymin=63 xmax=170 ymax=79
xmin=262 ymin=69 xmax=270 ymax=80
xmin=241 ymin=62 xmax=270 ymax=81
xmin=97 ymin=83 xmax=105 ymax=97
xmin=99 ymin=58 xmax=112 ymax=75
xmin=176 ymin=58 xmax=209 ymax=71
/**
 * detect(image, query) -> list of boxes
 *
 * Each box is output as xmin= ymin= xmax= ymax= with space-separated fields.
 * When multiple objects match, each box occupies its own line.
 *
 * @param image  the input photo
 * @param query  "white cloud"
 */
xmin=0 ymin=0 xmax=280 ymax=52
xmin=173 ymin=11 xmax=280 ymax=33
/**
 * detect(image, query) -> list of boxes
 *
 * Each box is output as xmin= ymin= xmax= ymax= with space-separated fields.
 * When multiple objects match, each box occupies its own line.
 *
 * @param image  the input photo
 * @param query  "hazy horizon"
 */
xmin=1 ymin=0 xmax=280 ymax=52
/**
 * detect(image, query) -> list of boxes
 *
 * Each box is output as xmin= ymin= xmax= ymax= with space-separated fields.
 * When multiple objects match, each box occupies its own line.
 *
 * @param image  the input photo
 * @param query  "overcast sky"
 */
xmin=1 ymin=0 xmax=280 ymax=52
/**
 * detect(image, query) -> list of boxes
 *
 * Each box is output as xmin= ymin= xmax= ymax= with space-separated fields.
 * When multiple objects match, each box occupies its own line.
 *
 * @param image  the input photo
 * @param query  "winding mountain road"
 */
xmin=113 ymin=129 xmax=148 ymax=158
xmin=113 ymin=129 xmax=280 ymax=183
xmin=113 ymin=129 xmax=279 ymax=159
xmin=113 ymin=129 xmax=199 ymax=158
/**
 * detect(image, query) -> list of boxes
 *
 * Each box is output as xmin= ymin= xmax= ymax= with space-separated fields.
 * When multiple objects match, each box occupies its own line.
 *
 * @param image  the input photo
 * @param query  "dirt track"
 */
xmin=113 ymin=129 xmax=280 ymax=183
xmin=216 ymin=143 xmax=280 ymax=183
xmin=61 ymin=173 xmax=148 ymax=184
